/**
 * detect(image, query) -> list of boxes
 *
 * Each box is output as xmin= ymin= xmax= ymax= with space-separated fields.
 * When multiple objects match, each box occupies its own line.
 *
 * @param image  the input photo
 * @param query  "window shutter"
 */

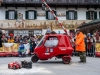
xmin=34 ymin=10 xmax=37 ymax=19
xmin=5 ymin=11 xmax=9 ymax=19
xmin=25 ymin=11 xmax=28 ymax=19
xmin=46 ymin=11 xmax=48 ymax=19
xmin=54 ymin=11 xmax=56 ymax=19
xmin=94 ymin=11 xmax=97 ymax=19
xmin=99 ymin=12 xmax=100 ymax=19
xmin=66 ymin=11 xmax=69 ymax=20
xmin=86 ymin=11 xmax=89 ymax=20
xmin=74 ymin=11 xmax=77 ymax=20
xmin=15 ymin=11 xmax=17 ymax=19
xmin=54 ymin=11 xmax=56 ymax=15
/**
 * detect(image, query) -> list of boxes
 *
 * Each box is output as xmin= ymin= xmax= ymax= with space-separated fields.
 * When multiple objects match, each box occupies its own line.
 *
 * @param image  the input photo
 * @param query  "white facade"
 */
xmin=0 ymin=7 xmax=100 ymax=20
xmin=0 ymin=7 xmax=99 ymax=35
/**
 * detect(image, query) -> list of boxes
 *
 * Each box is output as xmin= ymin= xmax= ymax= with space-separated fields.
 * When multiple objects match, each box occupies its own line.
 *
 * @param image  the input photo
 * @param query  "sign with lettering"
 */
xmin=34 ymin=30 xmax=42 ymax=35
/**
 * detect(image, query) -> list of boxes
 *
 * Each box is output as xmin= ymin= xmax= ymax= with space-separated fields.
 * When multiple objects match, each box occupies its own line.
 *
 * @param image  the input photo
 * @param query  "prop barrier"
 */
xmin=0 ymin=43 xmax=30 ymax=57
xmin=95 ymin=43 xmax=100 ymax=57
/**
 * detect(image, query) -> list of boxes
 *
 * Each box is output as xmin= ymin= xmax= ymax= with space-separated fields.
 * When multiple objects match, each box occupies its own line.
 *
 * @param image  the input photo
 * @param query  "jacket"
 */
xmin=75 ymin=32 xmax=85 ymax=51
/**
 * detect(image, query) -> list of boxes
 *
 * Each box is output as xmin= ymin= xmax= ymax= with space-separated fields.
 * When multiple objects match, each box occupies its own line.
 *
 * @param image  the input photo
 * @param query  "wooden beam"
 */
xmin=55 ymin=4 xmax=57 ymax=10
xmin=35 ymin=4 xmax=37 ymax=9
xmin=15 ymin=4 xmax=17 ymax=9
xmin=94 ymin=6 xmax=98 ymax=10
xmin=75 ymin=5 xmax=78 ymax=10
xmin=66 ymin=5 xmax=68 ymax=10
xmin=87 ymin=6 xmax=89 ymax=10
xmin=25 ymin=3 xmax=27 ymax=9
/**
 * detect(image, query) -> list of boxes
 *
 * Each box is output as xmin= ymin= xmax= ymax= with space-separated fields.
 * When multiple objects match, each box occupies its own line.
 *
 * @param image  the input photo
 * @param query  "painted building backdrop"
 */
xmin=1 ymin=7 xmax=99 ymax=35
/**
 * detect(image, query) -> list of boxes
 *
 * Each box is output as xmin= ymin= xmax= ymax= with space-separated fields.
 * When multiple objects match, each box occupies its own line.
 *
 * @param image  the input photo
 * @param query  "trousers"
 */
xmin=78 ymin=51 xmax=86 ymax=62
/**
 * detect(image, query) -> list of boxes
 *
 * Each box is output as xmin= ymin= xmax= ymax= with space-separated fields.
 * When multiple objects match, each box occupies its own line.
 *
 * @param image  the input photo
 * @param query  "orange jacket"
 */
xmin=75 ymin=32 xmax=85 ymax=52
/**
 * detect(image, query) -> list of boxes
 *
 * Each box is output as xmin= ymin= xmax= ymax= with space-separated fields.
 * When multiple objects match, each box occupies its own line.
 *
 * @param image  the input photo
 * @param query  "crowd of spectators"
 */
xmin=1 ymin=34 xmax=43 ymax=57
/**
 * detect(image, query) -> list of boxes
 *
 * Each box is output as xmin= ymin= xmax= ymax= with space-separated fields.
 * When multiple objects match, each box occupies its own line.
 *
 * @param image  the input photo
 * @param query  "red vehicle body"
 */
xmin=8 ymin=62 xmax=21 ymax=70
xmin=95 ymin=52 xmax=100 ymax=57
xmin=31 ymin=34 xmax=74 ymax=64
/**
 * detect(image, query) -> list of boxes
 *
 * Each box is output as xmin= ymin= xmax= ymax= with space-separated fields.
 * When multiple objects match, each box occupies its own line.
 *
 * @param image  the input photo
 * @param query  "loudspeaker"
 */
xmin=21 ymin=60 xmax=32 ymax=69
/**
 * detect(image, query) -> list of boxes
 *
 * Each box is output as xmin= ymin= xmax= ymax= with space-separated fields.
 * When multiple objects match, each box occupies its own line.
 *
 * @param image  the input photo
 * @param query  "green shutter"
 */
xmin=54 ymin=11 xmax=56 ymax=19
xmin=46 ymin=11 xmax=48 ymax=19
xmin=25 ymin=11 xmax=28 ymax=19
xmin=86 ymin=11 xmax=89 ymax=20
xmin=74 ymin=11 xmax=77 ymax=20
xmin=94 ymin=11 xmax=97 ymax=20
xmin=66 ymin=11 xmax=69 ymax=20
xmin=5 ymin=11 xmax=9 ymax=19
xmin=99 ymin=12 xmax=100 ymax=19
xmin=34 ymin=10 xmax=37 ymax=19
xmin=15 ymin=11 xmax=17 ymax=19
xmin=54 ymin=11 xmax=56 ymax=15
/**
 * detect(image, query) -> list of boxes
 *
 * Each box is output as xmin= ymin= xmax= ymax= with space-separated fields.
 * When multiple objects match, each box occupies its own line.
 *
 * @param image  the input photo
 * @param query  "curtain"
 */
xmin=48 ymin=12 xmax=54 ymax=20
xmin=69 ymin=11 xmax=74 ymax=20
xmin=28 ymin=11 xmax=34 ymax=19
xmin=9 ymin=11 xmax=14 ymax=19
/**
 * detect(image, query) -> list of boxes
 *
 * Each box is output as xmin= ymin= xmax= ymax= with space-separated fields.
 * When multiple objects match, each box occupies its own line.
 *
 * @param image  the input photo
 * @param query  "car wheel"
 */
xmin=8 ymin=65 xmax=10 ymax=69
xmin=13 ymin=66 xmax=16 ymax=70
xmin=62 ymin=57 xmax=70 ymax=64
xmin=31 ymin=55 xmax=39 ymax=63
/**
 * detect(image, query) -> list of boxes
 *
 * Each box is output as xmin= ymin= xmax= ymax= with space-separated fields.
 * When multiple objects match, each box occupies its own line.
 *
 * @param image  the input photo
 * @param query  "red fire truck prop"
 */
xmin=31 ymin=0 xmax=74 ymax=64
xmin=8 ymin=62 xmax=21 ymax=70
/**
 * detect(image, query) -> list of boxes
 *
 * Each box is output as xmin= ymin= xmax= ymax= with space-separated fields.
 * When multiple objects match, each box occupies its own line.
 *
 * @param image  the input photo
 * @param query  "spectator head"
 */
xmin=20 ymin=40 xmax=23 ymax=44
xmin=76 ymin=28 xmax=80 ymax=34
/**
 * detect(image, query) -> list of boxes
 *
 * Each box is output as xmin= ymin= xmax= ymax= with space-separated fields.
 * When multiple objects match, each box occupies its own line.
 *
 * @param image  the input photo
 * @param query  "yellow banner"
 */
xmin=0 ymin=43 xmax=18 ymax=52
xmin=96 ymin=43 xmax=100 ymax=52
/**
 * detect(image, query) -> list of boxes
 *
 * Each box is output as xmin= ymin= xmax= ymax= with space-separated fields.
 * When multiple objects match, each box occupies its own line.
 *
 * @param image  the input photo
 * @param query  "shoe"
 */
xmin=83 ymin=60 xmax=86 ymax=63
xmin=78 ymin=61 xmax=86 ymax=63
xmin=78 ymin=61 xmax=83 ymax=63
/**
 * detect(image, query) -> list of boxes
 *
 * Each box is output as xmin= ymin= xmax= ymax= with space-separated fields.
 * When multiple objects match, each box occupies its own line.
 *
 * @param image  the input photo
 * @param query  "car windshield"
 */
xmin=36 ymin=35 xmax=45 ymax=47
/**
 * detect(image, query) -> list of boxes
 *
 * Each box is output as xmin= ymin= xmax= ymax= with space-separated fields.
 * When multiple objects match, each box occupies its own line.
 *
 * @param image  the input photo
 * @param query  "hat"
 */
xmin=76 ymin=28 xmax=80 ymax=31
xmin=20 ymin=40 xmax=23 ymax=43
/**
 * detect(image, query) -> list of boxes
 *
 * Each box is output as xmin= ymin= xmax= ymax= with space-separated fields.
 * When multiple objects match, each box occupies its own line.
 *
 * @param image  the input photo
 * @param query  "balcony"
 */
xmin=25 ymin=0 xmax=40 ymax=3
xmin=3 ymin=0 xmax=41 ymax=3
xmin=2 ymin=0 xmax=100 ymax=6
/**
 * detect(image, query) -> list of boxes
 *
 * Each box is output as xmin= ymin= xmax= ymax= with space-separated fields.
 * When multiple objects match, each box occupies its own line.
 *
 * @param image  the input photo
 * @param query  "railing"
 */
xmin=3 ymin=0 xmax=15 ymax=3
xmin=25 ymin=0 xmax=40 ymax=3
xmin=2 ymin=0 xmax=100 ymax=5
xmin=16 ymin=0 xmax=26 ymax=3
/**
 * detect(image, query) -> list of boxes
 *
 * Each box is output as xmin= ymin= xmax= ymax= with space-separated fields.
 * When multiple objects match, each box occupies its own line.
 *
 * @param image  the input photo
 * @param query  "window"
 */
xmin=69 ymin=11 xmax=75 ymax=20
xmin=99 ymin=12 xmax=100 ymax=19
xmin=44 ymin=36 xmax=58 ymax=47
xmin=86 ymin=11 xmax=97 ymax=20
xmin=28 ymin=11 xmax=34 ymax=19
xmin=48 ymin=11 xmax=54 ymax=20
xmin=46 ymin=10 xmax=56 ymax=20
xmin=89 ymin=12 xmax=94 ymax=20
xmin=36 ymin=36 xmax=45 ymax=47
xmin=5 ymin=10 xmax=17 ymax=20
xmin=66 ymin=11 xmax=77 ymax=20
xmin=9 ymin=11 xmax=14 ymax=20
xmin=25 ymin=10 xmax=37 ymax=20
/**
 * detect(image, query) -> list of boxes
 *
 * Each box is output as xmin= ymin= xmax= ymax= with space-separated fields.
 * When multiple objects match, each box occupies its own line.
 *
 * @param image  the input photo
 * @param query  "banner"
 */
xmin=0 ymin=43 xmax=18 ymax=52
xmin=95 ymin=43 xmax=100 ymax=52
xmin=0 ymin=43 xmax=30 ymax=54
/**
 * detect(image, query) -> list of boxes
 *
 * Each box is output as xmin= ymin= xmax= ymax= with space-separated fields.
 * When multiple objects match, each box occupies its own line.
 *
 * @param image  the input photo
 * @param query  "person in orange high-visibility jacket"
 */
xmin=75 ymin=28 xmax=86 ymax=63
